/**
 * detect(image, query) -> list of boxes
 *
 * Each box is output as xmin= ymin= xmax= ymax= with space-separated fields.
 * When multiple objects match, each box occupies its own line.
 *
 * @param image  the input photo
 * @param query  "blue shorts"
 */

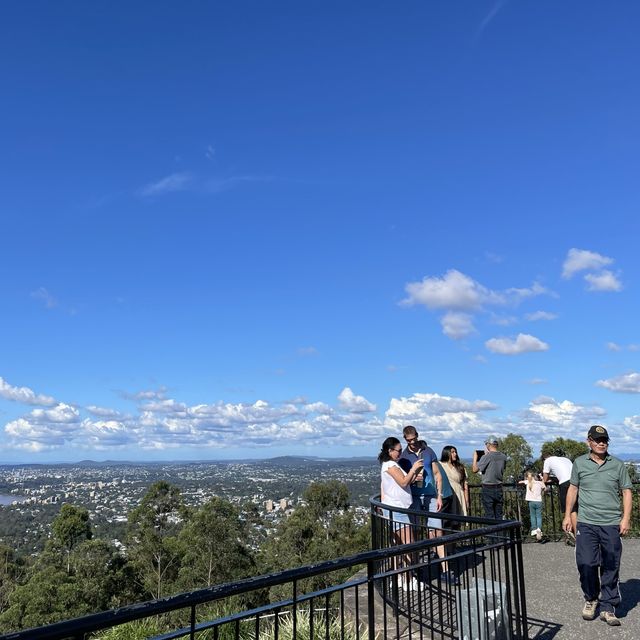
xmin=381 ymin=509 xmax=411 ymax=529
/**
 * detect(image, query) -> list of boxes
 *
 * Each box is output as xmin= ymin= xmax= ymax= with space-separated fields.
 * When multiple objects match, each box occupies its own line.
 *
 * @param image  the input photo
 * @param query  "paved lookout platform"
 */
xmin=523 ymin=537 xmax=640 ymax=639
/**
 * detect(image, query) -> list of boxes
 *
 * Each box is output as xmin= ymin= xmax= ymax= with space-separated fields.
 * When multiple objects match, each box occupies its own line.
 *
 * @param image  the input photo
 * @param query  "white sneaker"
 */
xmin=531 ymin=530 xmax=537 ymax=536
xmin=402 ymin=577 xmax=421 ymax=591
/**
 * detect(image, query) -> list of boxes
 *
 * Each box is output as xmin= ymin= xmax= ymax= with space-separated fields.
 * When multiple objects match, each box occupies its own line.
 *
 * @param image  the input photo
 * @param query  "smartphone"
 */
xmin=475 ymin=450 xmax=485 ymax=462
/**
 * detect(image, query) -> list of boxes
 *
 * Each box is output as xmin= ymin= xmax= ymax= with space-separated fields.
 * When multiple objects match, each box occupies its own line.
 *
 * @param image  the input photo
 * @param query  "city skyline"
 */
xmin=1 ymin=3 xmax=639 ymax=463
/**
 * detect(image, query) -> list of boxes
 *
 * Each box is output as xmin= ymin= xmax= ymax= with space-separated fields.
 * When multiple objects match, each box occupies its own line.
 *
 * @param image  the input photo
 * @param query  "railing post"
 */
xmin=366 ymin=559 xmax=376 ymax=640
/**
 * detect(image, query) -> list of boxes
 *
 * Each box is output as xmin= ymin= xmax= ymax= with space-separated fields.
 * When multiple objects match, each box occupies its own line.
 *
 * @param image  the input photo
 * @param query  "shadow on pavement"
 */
xmin=617 ymin=577 xmax=640 ymax=618
xmin=527 ymin=617 xmax=562 ymax=639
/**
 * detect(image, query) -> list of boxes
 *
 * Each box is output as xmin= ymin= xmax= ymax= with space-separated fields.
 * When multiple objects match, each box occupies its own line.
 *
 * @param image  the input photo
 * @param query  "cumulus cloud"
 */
xmin=562 ymin=248 xmax=613 ymax=279
xmin=3 ymin=389 xmax=388 ymax=453
xmin=4 ymin=403 xmax=82 ymax=451
xmin=0 ymin=377 xmax=57 ymax=407
xmin=139 ymin=172 xmax=192 ymax=197
xmin=596 ymin=372 xmax=640 ymax=394
xmin=402 ymin=270 xmax=551 ymax=342
xmin=606 ymin=342 xmax=622 ymax=352
xmin=584 ymin=270 xmax=622 ymax=292
xmin=86 ymin=405 xmax=125 ymax=419
xmin=338 ymin=387 xmax=376 ymax=413
xmin=525 ymin=311 xmax=558 ymax=321
xmin=441 ymin=312 xmax=476 ymax=339
xmin=384 ymin=392 xmax=498 ymax=444
xmin=501 ymin=396 xmax=607 ymax=445
xmin=485 ymin=333 xmax=549 ymax=355
xmin=402 ymin=270 xmax=502 ymax=311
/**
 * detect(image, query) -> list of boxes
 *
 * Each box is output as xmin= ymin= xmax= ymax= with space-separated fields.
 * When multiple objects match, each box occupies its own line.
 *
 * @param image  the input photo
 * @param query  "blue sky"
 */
xmin=1 ymin=2 xmax=639 ymax=463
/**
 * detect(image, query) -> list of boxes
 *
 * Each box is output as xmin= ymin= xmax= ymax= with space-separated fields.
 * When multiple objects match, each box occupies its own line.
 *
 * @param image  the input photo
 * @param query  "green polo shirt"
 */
xmin=570 ymin=453 xmax=632 ymax=526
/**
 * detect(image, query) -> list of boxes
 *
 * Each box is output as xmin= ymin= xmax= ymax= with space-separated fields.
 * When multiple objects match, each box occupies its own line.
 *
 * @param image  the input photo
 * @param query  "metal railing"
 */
xmin=370 ymin=496 xmax=527 ymax=640
xmin=0 ymin=500 xmax=528 ymax=640
xmin=468 ymin=480 xmax=640 ymax=541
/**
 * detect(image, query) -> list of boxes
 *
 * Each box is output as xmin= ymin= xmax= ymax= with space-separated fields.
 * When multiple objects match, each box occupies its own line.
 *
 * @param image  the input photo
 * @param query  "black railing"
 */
xmin=370 ymin=496 xmax=527 ymax=640
xmin=0 ymin=500 xmax=528 ymax=640
xmin=468 ymin=480 xmax=640 ymax=541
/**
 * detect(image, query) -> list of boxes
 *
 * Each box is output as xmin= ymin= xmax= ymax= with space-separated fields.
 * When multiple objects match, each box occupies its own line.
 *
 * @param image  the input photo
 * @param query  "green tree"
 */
xmin=259 ymin=481 xmax=369 ymax=598
xmin=51 ymin=504 xmax=92 ymax=574
xmin=0 ymin=565 xmax=80 ymax=631
xmin=540 ymin=437 xmax=589 ymax=462
xmin=0 ymin=544 xmax=22 ymax=613
xmin=498 ymin=433 xmax=533 ymax=482
xmin=177 ymin=497 xmax=255 ymax=589
xmin=127 ymin=481 xmax=186 ymax=599
xmin=72 ymin=539 xmax=141 ymax=612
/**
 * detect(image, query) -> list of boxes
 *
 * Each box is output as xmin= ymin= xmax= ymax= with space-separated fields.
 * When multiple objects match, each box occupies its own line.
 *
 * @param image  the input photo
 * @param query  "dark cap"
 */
xmin=485 ymin=435 xmax=499 ymax=445
xmin=588 ymin=425 xmax=609 ymax=440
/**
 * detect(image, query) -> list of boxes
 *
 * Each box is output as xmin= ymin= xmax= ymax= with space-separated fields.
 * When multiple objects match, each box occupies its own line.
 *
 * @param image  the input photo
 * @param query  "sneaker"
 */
xmin=536 ymin=529 xmax=542 ymax=541
xmin=530 ymin=530 xmax=537 ymax=536
xmin=402 ymin=577 xmax=421 ymax=591
xmin=582 ymin=600 xmax=598 ymax=620
xmin=600 ymin=611 xmax=621 ymax=626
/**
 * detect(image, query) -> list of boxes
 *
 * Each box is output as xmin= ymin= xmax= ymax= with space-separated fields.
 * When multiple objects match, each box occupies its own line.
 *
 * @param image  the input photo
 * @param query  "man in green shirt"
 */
xmin=563 ymin=425 xmax=632 ymax=626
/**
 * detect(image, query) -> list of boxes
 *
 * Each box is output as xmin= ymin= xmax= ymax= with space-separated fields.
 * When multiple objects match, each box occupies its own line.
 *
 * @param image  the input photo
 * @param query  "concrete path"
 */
xmin=523 ymin=538 xmax=640 ymax=639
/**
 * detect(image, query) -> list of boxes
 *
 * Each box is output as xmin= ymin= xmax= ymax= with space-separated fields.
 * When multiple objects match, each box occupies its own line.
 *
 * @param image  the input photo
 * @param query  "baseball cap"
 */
xmin=587 ymin=425 xmax=609 ymax=440
xmin=485 ymin=435 xmax=499 ymax=445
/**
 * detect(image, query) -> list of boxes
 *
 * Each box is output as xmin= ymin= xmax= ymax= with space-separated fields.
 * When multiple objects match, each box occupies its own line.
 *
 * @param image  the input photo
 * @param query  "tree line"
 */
xmin=0 ymin=479 xmax=369 ymax=633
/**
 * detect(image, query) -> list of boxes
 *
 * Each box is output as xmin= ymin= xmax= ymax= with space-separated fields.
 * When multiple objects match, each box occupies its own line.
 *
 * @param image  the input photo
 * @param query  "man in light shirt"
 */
xmin=542 ymin=449 xmax=577 ymax=545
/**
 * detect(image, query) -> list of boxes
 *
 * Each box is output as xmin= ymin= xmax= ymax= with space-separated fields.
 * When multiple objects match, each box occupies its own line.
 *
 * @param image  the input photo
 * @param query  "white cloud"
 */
xmin=505 ymin=282 xmax=551 ymax=302
xmin=338 ymin=387 xmax=376 ymax=413
xmin=384 ymin=392 xmax=498 ymax=445
xmin=402 ymin=270 xmax=502 ymax=311
xmin=0 ymin=377 xmax=57 ymax=407
xmin=584 ymin=270 xmax=622 ymax=292
xmin=4 ymin=403 xmax=82 ymax=450
xmin=527 ymin=378 xmax=548 ymax=385
xmin=485 ymin=333 xmax=549 ymax=355
xmin=441 ymin=312 xmax=476 ymax=339
xmin=30 ymin=287 xmax=57 ymax=309
xmin=402 ymin=270 xmax=551 ymax=342
xmin=607 ymin=343 xmax=640 ymax=352
xmin=596 ymin=372 xmax=640 ymax=394
xmin=525 ymin=311 xmax=558 ymax=321
xmin=562 ymin=248 xmax=613 ymax=279
xmin=139 ymin=172 xmax=192 ymax=197
xmin=86 ymin=405 xmax=125 ymax=419
xmin=500 ymin=396 xmax=607 ymax=446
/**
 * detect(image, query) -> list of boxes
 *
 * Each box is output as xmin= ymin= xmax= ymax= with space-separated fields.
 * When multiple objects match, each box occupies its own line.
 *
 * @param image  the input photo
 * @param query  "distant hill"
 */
xmin=0 ymin=455 xmax=376 ymax=469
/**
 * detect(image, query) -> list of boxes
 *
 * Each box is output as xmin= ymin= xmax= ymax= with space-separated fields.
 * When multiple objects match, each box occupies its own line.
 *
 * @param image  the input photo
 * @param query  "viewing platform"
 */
xmin=2 ymin=494 xmax=638 ymax=640
xmin=521 ymin=538 xmax=640 ymax=639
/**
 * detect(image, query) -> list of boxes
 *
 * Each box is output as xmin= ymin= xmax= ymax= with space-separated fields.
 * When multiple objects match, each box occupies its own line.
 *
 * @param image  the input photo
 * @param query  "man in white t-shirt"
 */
xmin=542 ymin=451 xmax=577 ymax=545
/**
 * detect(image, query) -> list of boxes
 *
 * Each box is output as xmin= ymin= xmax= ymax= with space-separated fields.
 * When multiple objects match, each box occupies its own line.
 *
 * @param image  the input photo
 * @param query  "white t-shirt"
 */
xmin=543 ymin=456 xmax=573 ymax=484
xmin=381 ymin=460 xmax=412 ymax=509
xmin=522 ymin=479 xmax=545 ymax=502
